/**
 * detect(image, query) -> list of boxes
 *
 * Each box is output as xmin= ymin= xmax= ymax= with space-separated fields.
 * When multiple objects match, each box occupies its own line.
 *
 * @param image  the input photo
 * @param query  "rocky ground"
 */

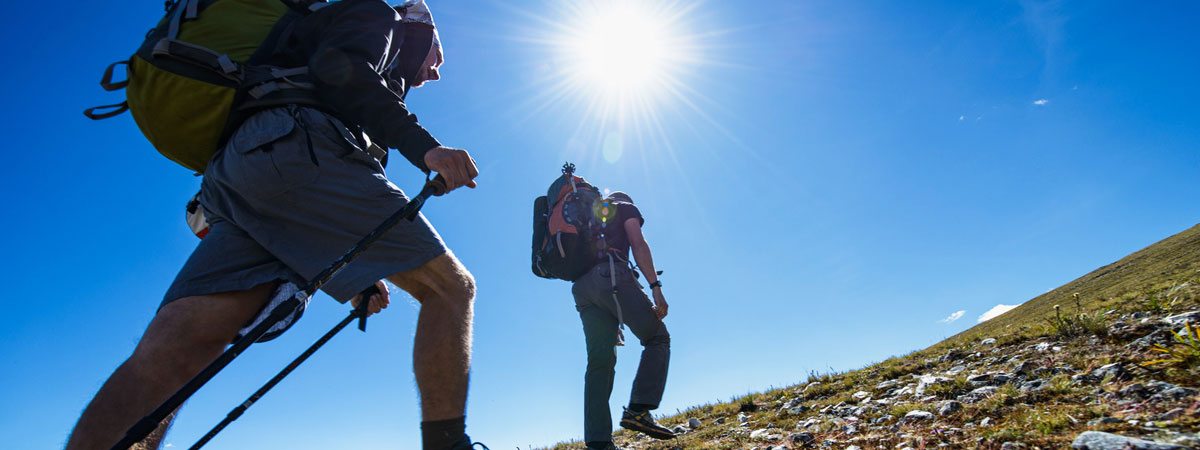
xmin=545 ymin=284 xmax=1200 ymax=450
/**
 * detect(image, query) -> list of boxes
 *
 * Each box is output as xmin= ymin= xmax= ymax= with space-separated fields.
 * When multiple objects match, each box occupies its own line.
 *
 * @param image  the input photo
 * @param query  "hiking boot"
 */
xmin=448 ymin=434 xmax=489 ymax=450
xmin=619 ymin=407 xmax=676 ymax=440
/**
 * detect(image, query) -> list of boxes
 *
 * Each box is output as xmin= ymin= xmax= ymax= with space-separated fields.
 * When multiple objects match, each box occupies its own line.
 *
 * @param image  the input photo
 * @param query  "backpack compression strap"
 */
xmin=83 ymin=61 xmax=131 ymax=119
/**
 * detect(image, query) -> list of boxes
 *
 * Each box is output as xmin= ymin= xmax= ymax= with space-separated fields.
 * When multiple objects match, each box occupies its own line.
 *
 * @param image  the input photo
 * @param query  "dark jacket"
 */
xmin=263 ymin=0 xmax=440 ymax=171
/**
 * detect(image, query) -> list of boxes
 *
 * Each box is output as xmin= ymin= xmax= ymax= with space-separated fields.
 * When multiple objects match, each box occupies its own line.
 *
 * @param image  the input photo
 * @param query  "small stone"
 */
xmin=852 ymin=391 xmax=871 ymax=401
xmin=1120 ymin=383 xmax=1149 ymax=399
xmin=1131 ymin=329 xmax=1178 ymax=349
xmin=877 ymin=379 xmax=901 ymax=390
xmin=1162 ymin=311 xmax=1200 ymax=326
xmin=1087 ymin=417 xmax=1123 ymax=426
xmin=750 ymin=428 xmax=780 ymax=440
xmin=738 ymin=413 xmax=749 ymax=424
xmin=789 ymin=432 xmax=815 ymax=446
xmin=688 ymin=417 xmax=701 ymax=428
xmin=916 ymin=375 xmax=954 ymax=395
xmin=959 ymin=386 xmax=999 ymax=404
xmin=945 ymin=365 xmax=967 ymax=376
xmin=940 ymin=348 xmax=965 ymax=362
xmin=1091 ymin=363 xmax=1130 ymax=382
xmin=903 ymin=410 xmax=935 ymax=422
xmin=714 ymin=417 xmax=726 ymax=424
xmin=1020 ymin=379 xmax=1048 ymax=393
xmin=1001 ymin=442 xmax=1026 ymax=450
xmin=1156 ymin=386 xmax=1199 ymax=401
xmin=968 ymin=374 xmax=992 ymax=385
xmin=1157 ymin=408 xmax=1186 ymax=421
xmin=1070 ymin=431 xmax=1188 ymax=449
xmin=980 ymin=417 xmax=992 ymax=427
xmin=846 ymin=446 xmax=862 ymax=450
xmin=1035 ymin=342 xmax=1052 ymax=352
xmin=671 ymin=425 xmax=687 ymax=434
xmin=937 ymin=400 xmax=962 ymax=416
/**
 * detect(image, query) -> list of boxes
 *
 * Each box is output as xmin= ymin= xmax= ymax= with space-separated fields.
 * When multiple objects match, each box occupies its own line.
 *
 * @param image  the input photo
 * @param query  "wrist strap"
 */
xmin=649 ymin=280 xmax=662 ymax=289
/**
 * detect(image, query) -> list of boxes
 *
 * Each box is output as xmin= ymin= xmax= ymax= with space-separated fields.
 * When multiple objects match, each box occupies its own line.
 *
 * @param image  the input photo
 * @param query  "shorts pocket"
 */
xmin=225 ymin=108 xmax=321 ymax=200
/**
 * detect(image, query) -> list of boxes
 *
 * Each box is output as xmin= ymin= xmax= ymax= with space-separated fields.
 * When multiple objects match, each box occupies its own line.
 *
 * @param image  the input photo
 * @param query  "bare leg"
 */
xmin=388 ymin=252 xmax=476 ymax=421
xmin=66 ymin=283 xmax=276 ymax=450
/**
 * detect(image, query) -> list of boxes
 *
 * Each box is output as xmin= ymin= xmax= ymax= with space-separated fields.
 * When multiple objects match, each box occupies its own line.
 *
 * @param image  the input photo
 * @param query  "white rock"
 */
xmin=688 ymin=417 xmax=701 ymax=428
xmin=903 ymin=410 xmax=935 ymax=421
xmin=750 ymin=429 xmax=781 ymax=441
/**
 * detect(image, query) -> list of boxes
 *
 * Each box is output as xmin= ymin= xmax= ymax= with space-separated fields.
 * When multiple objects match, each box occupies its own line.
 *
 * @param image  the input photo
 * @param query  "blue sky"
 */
xmin=2 ymin=0 xmax=1199 ymax=449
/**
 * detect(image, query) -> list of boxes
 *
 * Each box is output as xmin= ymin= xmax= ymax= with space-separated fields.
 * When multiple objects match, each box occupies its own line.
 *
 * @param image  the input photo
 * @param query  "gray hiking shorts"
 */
xmin=163 ymin=105 xmax=446 ymax=305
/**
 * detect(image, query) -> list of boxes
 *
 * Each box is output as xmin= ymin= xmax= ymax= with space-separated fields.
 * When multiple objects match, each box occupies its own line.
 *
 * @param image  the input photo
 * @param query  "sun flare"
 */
xmin=563 ymin=4 xmax=675 ymax=94
xmin=518 ymin=0 xmax=711 ymax=165
xmin=542 ymin=0 xmax=701 ymax=119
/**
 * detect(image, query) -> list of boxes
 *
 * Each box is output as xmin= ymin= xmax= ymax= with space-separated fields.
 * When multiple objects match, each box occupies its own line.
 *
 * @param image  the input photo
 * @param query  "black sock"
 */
xmin=586 ymin=441 xmax=611 ymax=450
xmin=629 ymin=403 xmax=655 ymax=413
xmin=421 ymin=416 xmax=466 ymax=450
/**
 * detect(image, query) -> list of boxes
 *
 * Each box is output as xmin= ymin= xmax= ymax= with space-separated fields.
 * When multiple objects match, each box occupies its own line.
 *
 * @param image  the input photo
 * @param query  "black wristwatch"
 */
xmin=649 ymin=280 xmax=662 ymax=289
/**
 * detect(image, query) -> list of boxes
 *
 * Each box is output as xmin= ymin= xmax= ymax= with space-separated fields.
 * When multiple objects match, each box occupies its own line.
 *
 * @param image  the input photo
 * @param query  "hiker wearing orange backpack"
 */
xmin=532 ymin=165 xmax=674 ymax=450
xmin=69 ymin=1 xmax=484 ymax=449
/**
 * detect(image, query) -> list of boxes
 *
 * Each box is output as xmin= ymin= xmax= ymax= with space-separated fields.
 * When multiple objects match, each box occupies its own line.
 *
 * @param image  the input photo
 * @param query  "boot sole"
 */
xmin=619 ymin=418 xmax=676 ymax=440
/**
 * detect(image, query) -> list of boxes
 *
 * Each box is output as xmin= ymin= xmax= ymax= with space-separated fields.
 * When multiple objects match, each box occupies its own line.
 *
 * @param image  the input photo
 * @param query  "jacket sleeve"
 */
xmin=306 ymin=0 xmax=439 ymax=172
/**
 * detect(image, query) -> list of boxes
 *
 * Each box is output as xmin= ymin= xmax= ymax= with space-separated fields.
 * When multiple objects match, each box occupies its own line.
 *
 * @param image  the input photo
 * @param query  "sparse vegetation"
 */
xmin=539 ymin=224 xmax=1200 ymax=450
xmin=1142 ymin=322 xmax=1200 ymax=370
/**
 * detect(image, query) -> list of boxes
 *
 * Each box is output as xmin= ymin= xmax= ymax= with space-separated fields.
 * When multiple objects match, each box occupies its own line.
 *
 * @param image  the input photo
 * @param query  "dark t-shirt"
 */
xmin=595 ymin=201 xmax=643 ymax=264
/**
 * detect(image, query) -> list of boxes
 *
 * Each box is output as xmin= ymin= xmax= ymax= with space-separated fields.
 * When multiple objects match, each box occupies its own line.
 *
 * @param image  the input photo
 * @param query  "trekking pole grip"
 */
xmin=424 ymin=174 xmax=448 ymax=197
xmin=355 ymin=284 xmax=379 ymax=331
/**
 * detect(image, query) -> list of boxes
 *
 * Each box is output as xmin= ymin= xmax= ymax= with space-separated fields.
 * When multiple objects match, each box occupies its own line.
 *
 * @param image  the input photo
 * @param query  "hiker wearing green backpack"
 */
xmin=69 ymin=1 xmax=484 ymax=450
xmin=532 ymin=166 xmax=674 ymax=450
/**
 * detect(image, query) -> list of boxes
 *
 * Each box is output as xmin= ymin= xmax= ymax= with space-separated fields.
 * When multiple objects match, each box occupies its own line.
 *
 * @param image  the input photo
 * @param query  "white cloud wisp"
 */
xmin=939 ymin=310 xmax=966 ymax=323
xmin=978 ymin=304 xmax=1020 ymax=323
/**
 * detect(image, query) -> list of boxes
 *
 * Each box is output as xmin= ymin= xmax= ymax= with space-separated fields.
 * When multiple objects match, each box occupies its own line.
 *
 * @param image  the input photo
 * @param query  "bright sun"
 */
xmin=564 ymin=4 xmax=673 ymax=94
xmin=522 ymin=0 xmax=708 ymax=164
xmin=546 ymin=0 xmax=699 ymax=112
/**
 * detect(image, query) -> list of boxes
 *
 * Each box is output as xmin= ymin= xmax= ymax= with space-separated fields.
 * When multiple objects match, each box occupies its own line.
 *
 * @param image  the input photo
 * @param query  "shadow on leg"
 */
xmin=65 ymin=283 xmax=276 ymax=450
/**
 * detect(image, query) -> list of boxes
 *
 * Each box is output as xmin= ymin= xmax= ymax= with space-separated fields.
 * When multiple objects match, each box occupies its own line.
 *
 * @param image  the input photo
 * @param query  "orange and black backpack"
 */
xmin=532 ymin=163 xmax=618 ymax=281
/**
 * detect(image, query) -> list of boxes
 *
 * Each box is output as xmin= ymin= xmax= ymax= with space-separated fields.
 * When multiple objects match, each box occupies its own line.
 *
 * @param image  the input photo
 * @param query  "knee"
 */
xmin=391 ymin=253 xmax=475 ymax=307
xmin=642 ymin=332 xmax=670 ymax=349
xmin=434 ymin=258 xmax=475 ymax=308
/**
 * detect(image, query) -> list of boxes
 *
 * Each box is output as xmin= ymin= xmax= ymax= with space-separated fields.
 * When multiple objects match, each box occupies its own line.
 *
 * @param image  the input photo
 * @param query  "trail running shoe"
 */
xmin=448 ymin=435 xmax=489 ymax=450
xmin=619 ymin=407 xmax=676 ymax=440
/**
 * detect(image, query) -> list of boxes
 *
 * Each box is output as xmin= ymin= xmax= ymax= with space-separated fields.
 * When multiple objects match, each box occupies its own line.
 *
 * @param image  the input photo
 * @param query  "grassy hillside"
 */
xmin=942 ymin=223 xmax=1200 ymax=350
xmin=543 ymin=223 xmax=1200 ymax=450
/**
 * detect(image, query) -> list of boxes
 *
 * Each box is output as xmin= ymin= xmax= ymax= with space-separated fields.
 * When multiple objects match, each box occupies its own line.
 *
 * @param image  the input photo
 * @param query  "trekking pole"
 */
xmin=189 ymin=287 xmax=376 ymax=449
xmin=110 ymin=176 xmax=447 ymax=450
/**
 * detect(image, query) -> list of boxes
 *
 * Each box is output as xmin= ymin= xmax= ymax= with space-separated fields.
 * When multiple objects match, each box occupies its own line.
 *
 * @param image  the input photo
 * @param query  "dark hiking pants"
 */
xmin=572 ymin=261 xmax=670 ymax=443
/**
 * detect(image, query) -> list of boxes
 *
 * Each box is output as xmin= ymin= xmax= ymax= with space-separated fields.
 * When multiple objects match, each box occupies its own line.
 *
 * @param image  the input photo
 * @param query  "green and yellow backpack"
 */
xmin=85 ymin=0 xmax=328 ymax=173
